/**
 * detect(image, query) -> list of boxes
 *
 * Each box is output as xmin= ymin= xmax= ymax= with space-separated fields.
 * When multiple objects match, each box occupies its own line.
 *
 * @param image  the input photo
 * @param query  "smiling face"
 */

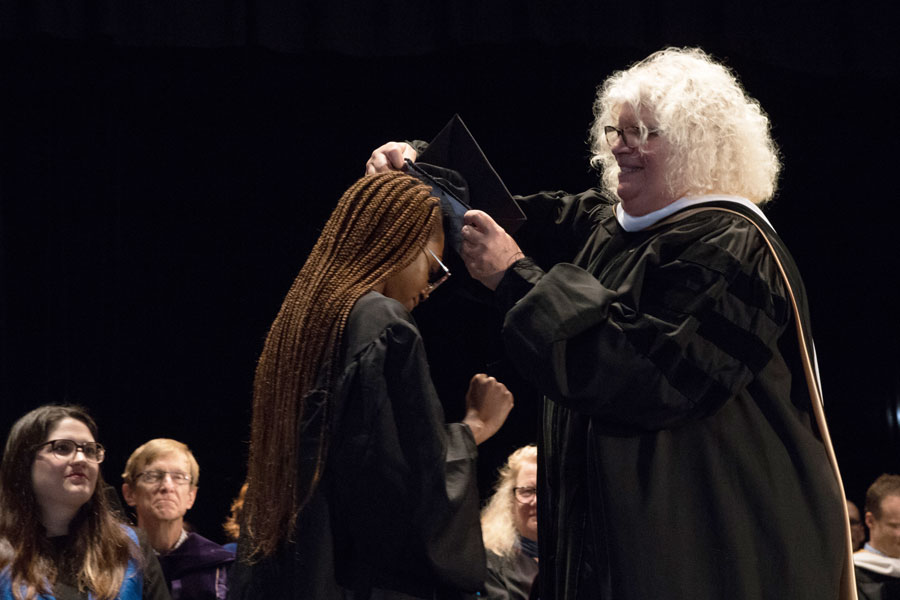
xmin=381 ymin=228 xmax=446 ymax=311
xmin=123 ymin=451 xmax=197 ymax=527
xmin=867 ymin=495 xmax=900 ymax=558
xmin=611 ymin=103 xmax=678 ymax=217
xmin=512 ymin=458 xmax=538 ymax=542
xmin=31 ymin=417 xmax=100 ymax=525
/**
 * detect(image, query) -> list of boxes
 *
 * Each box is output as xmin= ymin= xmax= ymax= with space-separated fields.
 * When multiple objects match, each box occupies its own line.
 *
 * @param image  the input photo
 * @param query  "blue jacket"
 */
xmin=1 ymin=527 xmax=142 ymax=600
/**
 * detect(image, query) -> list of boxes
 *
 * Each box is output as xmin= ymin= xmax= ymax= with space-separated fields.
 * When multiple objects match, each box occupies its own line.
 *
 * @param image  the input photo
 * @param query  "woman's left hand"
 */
xmin=460 ymin=210 xmax=524 ymax=291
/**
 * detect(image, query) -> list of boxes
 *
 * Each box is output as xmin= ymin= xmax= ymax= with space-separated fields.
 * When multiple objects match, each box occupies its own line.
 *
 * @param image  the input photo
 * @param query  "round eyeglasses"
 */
xmin=604 ymin=125 xmax=660 ymax=149
xmin=513 ymin=486 xmax=537 ymax=503
xmin=34 ymin=439 xmax=106 ymax=463
xmin=135 ymin=470 xmax=193 ymax=485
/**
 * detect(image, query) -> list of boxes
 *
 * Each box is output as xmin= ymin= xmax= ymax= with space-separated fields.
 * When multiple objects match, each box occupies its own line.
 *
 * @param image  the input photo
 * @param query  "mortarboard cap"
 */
xmin=416 ymin=115 xmax=526 ymax=235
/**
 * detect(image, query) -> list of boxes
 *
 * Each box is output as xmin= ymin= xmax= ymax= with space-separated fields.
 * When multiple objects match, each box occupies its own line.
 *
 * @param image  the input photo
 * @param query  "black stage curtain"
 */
xmin=0 ymin=0 xmax=895 ymax=79
xmin=1 ymin=2 xmax=897 ymax=541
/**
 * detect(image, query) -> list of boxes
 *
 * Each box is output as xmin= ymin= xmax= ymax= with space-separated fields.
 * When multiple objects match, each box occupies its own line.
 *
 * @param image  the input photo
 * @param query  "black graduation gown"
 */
xmin=855 ymin=565 xmax=900 ymax=600
xmin=483 ymin=547 xmax=539 ymax=600
xmin=228 ymin=291 xmax=485 ymax=600
xmin=494 ymin=190 xmax=847 ymax=600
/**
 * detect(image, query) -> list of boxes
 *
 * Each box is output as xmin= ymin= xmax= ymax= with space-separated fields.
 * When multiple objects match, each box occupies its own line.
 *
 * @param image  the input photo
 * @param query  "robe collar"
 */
xmin=855 ymin=545 xmax=900 ymax=576
xmin=154 ymin=528 xmax=190 ymax=556
xmin=615 ymin=194 xmax=773 ymax=232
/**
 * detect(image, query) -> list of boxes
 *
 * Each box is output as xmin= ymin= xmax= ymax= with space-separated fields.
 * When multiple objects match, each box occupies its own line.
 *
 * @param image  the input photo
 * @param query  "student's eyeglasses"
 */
xmin=424 ymin=248 xmax=451 ymax=294
xmin=33 ymin=439 xmax=106 ymax=463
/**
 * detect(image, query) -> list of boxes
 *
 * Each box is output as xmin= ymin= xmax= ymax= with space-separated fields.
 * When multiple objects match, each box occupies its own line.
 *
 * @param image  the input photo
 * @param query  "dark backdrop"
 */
xmin=1 ymin=1 xmax=897 ymax=543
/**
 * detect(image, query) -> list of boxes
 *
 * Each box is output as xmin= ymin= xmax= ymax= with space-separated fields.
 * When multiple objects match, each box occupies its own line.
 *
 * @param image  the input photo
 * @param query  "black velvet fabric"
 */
xmin=496 ymin=192 xmax=848 ymax=599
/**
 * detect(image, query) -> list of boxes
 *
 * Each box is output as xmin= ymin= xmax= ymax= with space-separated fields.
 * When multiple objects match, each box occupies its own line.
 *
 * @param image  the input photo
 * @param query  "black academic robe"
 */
xmin=227 ymin=291 xmax=485 ymax=600
xmin=856 ymin=566 xmax=900 ymax=600
xmin=157 ymin=532 xmax=233 ymax=600
xmin=494 ymin=189 xmax=847 ymax=600
xmin=483 ymin=547 xmax=538 ymax=600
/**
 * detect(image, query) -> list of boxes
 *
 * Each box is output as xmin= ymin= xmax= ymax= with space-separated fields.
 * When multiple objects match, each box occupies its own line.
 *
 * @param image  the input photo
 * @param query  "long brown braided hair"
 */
xmin=242 ymin=172 xmax=440 ymax=560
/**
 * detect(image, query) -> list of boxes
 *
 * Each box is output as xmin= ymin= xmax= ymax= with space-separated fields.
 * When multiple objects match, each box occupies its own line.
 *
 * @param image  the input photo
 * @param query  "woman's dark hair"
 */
xmin=242 ymin=172 xmax=440 ymax=560
xmin=0 ymin=405 xmax=137 ymax=600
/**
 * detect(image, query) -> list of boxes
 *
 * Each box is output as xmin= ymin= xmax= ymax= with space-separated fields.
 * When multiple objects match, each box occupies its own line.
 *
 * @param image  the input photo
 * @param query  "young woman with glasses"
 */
xmin=0 ymin=405 xmax=170 ymax=600
xmin=229 ymin=171 xmax=514 ymax=599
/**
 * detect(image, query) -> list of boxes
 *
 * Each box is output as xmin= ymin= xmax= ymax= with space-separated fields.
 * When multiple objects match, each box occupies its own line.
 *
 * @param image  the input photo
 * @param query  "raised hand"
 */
xmin=365 ymin=142 xmax=417 ymax=174
xmin=462 ymin=373 xmax=514 ymax=445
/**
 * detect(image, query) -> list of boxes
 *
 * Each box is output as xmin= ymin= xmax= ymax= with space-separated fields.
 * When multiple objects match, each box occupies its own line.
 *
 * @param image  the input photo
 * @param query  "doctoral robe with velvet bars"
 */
xmin=496 ymin=189 xmax=848 ymax=600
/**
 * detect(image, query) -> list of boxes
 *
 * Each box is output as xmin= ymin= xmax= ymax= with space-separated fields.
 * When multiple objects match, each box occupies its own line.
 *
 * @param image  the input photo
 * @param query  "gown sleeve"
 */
xmin=511 ymin=188 xmax=614 ymax=270
xmin=495 ymin=213 xmax=791 ymax=431
xmin=331 ymin=299 xmax=485 ymax=594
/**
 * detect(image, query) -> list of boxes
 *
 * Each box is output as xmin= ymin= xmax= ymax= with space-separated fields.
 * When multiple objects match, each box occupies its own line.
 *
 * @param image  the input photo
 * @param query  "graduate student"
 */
xmin=368 ymin=47 xmax=855 ymax=600
xmin=227 ymin=172 xmax=514 ymax=600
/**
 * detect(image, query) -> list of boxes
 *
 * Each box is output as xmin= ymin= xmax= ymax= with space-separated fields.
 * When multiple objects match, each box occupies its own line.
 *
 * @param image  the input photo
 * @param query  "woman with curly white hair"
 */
xmin=368 ymin=45 xmax=857 ymax=600
xmin=480 ymin=445 xmax=538 ymax=600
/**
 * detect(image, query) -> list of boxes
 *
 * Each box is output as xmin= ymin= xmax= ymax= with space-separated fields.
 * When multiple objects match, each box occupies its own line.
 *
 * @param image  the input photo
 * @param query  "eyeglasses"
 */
xmin=34 ymin=439 xmax=106 ymax=463
xmin=424 ymin=248 xmax=450 ymax=294
xmin=513 ymin=486 xmax=537 ymax=503
xmin=135 ymin=470 xmax=193 ymax=486
xmin=604 ymin=125 xmax=660 ymax=149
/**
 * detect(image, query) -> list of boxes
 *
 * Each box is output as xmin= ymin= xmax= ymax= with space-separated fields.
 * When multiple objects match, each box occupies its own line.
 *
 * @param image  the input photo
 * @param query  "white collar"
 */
xmin=154 ymin=528 xmax=190 ymax=556
xmin=614 ymin=194 xmax=773 ymax=232
xmin=855 ymin=547 xmax=900 ymax=576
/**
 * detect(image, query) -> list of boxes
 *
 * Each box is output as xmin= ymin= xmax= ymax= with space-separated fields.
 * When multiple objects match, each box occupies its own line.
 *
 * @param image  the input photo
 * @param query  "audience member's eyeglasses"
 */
xmin=425 ymin=248 xmax=450 ymax=294
xmin=604 ymin=125 xmax=660 ymax=149
xmin=34 ymin=439 xmax=106 ymax=463
xmin=136 ymin=470 xmax=193 ymax=485
xmin=513 ymin=486 xmax=537 ymax=503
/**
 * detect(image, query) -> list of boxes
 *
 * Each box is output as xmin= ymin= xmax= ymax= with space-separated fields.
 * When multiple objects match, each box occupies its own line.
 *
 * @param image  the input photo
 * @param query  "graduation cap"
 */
xmin=403 ymin=115 xmax=525 ymax=253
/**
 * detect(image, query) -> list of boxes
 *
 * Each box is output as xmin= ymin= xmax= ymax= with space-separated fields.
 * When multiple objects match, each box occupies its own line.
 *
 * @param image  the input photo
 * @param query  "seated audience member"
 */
xmin=848 ymin=499 xmax=866 ymax=551
xmin=855 ymin=474 xmax=900 ymax=599
xmin=480 ymin=445 xmax=539 ymax=600
xmin=1 ymin=405 xmax=170 ymax=600
xmin=221 ymin=483 xmax=247 ymax=555
xmin=122 ymin=439 xmax=234 ymax=600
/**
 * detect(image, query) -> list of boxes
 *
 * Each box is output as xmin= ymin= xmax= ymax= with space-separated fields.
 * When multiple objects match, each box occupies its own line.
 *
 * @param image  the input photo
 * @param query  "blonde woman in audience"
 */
xmin=480 ymin=445 xmax=538 ymax=600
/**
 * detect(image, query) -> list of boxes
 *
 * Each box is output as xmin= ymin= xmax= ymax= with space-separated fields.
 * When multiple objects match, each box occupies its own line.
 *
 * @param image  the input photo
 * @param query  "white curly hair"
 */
xmin=589 ymin=47 xmax=781 ymax=205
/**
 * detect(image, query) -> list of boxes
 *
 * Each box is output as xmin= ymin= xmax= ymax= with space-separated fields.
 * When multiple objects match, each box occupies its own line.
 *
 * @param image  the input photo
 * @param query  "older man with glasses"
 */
xmin=122 ymin=438 xmax=234 ymax=600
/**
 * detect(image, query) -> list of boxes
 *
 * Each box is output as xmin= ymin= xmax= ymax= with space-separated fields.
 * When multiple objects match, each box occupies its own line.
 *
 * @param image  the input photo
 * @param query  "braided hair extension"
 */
xmin=242 ymin=172 xmax=440 ymax=560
